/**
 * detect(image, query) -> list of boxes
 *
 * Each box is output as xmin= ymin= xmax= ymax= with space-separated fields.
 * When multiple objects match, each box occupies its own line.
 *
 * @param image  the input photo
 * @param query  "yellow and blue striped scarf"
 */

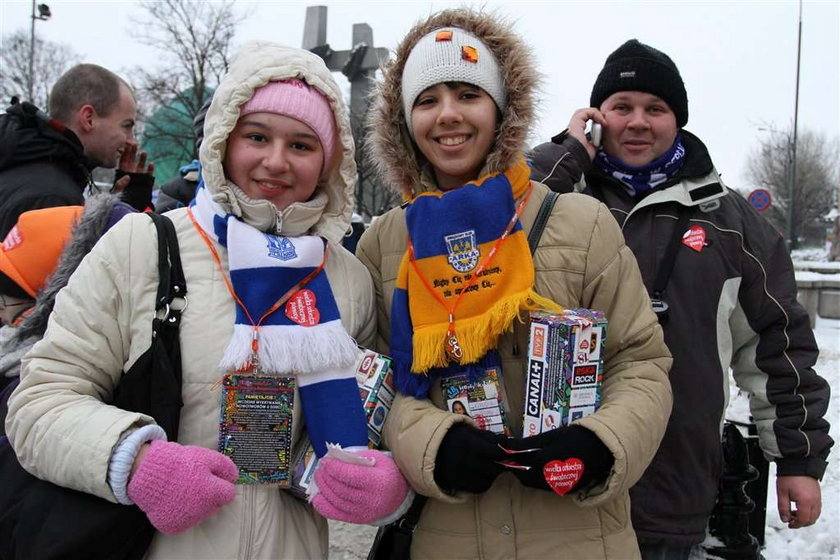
xmin=391 ymin=159 xmax=561 ymax=397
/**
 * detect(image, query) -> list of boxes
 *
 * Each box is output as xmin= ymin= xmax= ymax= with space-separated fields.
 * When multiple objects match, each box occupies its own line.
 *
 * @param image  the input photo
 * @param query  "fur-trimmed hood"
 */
xmin=199 ymin=41 xmax=357 ymax=244
xmin=367 ymin=8 xmax=538 ymax=198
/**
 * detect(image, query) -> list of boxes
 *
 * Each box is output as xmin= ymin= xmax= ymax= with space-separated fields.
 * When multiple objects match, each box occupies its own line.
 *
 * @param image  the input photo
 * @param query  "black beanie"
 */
xmin=590 ymin=39 xmax=688 ymax=127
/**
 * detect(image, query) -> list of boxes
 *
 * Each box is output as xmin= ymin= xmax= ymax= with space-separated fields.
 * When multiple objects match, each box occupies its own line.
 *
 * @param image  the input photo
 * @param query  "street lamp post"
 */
xmin=788 ymin=0 xmax=803 ymax=251
xmin=28 ymin=1 xmax=52 ymax=102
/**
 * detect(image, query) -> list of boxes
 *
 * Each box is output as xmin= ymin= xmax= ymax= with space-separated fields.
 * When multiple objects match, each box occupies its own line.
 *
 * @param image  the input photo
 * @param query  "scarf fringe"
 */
xmin=220 ymin=321 xmax=359 ymax=375
xmin=410 ymin=289 xmax=561 ymax=373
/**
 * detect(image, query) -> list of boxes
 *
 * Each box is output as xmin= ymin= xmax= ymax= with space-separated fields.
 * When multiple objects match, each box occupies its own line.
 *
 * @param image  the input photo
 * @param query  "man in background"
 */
xmin=0 ymin=63 xmax=154 ymax=236
xmin=529 ymin=39 xmax=832 ymax=559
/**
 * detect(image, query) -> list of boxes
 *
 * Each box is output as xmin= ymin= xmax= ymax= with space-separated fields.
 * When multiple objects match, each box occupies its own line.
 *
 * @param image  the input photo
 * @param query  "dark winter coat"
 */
xmin=0 ymin=103 xmax=92 ymax=237
xmin=529 ymin=130 xmax=833 ymax=546
xmin=156 ymin=163 xmax=199 ymax=213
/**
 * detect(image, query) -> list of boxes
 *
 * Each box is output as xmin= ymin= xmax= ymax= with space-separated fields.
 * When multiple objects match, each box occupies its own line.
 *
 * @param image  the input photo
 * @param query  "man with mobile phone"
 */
xmin=529 ymin=39 xmax=832 ymax=560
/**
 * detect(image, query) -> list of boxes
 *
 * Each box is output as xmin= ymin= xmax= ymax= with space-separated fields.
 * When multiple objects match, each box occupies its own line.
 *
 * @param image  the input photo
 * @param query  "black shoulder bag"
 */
xmin=367 ymin=189 xmax=560 ymax=560
xmin=0 ymin=212 xmax=185 ymax=560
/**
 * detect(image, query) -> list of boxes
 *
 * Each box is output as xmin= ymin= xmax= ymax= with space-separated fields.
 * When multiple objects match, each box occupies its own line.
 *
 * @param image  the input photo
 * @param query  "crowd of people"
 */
xmin=0 ymin=6 xmax=832 ymax=560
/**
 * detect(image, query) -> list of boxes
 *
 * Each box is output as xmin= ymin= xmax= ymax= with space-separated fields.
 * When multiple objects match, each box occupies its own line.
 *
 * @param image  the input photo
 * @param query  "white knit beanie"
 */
xmin=401 ymin=27 xmax=506 ymax=133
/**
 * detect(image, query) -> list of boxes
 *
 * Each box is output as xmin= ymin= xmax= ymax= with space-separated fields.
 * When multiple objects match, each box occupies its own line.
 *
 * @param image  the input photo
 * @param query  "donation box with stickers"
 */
xmin=523 ymin=309 xmax=607 ymax=437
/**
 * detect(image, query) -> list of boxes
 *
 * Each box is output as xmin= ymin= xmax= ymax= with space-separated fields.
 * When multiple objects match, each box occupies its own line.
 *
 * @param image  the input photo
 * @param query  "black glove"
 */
xmin=433 ymin=423 xmax=507 ymax=494
xmin=501 ymin=425 xmax=614 ymax=494
xmin=115 ymin=170 xmax=155 ymax=211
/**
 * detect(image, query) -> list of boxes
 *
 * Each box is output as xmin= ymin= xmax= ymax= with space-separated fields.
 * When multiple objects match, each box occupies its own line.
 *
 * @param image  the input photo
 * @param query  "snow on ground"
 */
xmin=328 ymin=519 xmax=376 ymax=559
xmin=328 ymin=258 xmax=840 ymax=559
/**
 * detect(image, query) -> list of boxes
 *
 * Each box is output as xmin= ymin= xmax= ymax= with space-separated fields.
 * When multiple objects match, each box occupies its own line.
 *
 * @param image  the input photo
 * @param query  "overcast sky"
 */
xmin=1 ymin=0 xmax=837 ymax=193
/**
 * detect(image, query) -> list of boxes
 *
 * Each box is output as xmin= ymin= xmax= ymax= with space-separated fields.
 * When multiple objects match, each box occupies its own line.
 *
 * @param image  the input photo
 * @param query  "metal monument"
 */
xmin=302 ymin=5 xmax=389 ymax=127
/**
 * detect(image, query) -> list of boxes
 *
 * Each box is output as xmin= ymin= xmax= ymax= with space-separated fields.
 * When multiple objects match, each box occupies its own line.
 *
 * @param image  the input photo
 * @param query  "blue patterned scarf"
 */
xmin=595 ymin=134 xmax=685 ymax=196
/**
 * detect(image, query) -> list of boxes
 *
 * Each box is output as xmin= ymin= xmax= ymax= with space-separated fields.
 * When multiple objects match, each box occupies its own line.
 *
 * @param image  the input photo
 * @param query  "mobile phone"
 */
xmin=588 ymin=121 xmax=602 ymax=148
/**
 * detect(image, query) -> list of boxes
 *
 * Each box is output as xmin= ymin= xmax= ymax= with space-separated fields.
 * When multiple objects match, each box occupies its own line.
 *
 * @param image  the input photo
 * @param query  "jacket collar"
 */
xmin=0 ymin=103 xmax=91 ymax=183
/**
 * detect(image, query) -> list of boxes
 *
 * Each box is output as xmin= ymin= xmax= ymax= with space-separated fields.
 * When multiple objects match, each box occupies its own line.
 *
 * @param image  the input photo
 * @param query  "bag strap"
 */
xmin=528 ymin=190 xmax=560 ymax=254
xmin=648 ymin=210 xmax=689 ymax=320
xmin=147 ymin=212 xmax=186 ymax=440
xmin=651 ymin=210 xmax=690 ymax=301
xmin=397 ymin=494 xmax=428 ymax=534
xmin=148 ymin=212 xmax=187 ymax=324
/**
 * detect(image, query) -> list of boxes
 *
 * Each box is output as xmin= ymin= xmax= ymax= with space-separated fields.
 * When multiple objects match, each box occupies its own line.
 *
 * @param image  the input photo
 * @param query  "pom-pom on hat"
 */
xmin=401 ymin=27 xmax=506 ymax=133
xmin=240 ymin=79 xmax=338 ymax=172
xmin=590 ymin=39 xmax=688 ymax=128
xmin=0 ymin=206 xmax=83 ymax=299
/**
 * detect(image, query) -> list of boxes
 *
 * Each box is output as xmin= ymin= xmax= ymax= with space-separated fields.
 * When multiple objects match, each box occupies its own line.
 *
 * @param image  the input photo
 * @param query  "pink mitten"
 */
xmin=310 ymin=448 xmax=413 ymax=525
xmin=127 ymin=440 xmax=238 ymax=534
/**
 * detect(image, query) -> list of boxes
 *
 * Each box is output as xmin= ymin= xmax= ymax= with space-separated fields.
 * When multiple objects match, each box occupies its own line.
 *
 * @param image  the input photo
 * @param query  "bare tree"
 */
xmin=0 ymin=29 xmax=81 ymax=109
xmin=747 ymin=127 xmax=840 ymax=248
xmin=129 ymin=0 xmax=244 ymax=181
xmin=351 ymin=103 xmax=401 ymax=220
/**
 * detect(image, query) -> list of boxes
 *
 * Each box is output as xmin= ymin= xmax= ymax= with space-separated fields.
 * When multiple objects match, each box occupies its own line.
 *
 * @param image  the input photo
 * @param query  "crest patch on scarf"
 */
xmin=266 ymin=235 xmax=298 ymax=261
xmin=445 ymin=230 xmax=480 ymax=273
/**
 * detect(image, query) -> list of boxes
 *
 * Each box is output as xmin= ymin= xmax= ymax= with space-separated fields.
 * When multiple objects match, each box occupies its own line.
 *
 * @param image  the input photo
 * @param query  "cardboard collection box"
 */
xmin=355 ymin=350 xmax=396 ymax=448
xmin=523 ymin=309 xmax=607 ymax=437
xmin=289 ymin=349 xmax=396 ymax=498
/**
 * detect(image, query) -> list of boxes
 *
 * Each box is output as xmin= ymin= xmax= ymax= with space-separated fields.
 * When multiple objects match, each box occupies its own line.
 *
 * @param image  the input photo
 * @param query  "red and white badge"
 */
xmin=285 ymin=289 xmax=321 ymax=327
xmin=682 ymin=225 xmax=707 ymax=253
xmin=543 ymin=458 xmax=584 ymax=496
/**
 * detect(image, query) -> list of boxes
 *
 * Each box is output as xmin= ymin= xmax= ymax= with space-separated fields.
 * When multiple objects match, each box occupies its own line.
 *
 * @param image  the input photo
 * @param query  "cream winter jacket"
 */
xmin=7 ymin=42 xmax=374 ymax=559
xmin=356 ymin=9 xmax=673 ymax=559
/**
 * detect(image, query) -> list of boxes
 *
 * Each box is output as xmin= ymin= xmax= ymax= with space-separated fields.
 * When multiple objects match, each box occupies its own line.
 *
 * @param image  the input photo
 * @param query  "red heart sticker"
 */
xmin=682 ymin=225 xmax=707 ymax=253
xmin=285 ymin=289 xmax=321 ymax=326
xmin=543 ymin=458 xmax=584 ymax=496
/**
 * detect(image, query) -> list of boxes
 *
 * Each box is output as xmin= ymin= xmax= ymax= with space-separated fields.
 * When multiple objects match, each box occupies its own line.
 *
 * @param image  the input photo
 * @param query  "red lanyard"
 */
xmin=187 ymin=206 xmax=328 ymax=372
xmin=407 ymin=183 xmax=534 ymax=363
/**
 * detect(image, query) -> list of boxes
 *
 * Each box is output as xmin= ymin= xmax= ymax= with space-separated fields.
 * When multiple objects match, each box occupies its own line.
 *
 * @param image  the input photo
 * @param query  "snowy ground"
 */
xmin=328 ymin=258 xmax=840 ymax=559
xmin=328 ymin=519 xmax=377 ymax=559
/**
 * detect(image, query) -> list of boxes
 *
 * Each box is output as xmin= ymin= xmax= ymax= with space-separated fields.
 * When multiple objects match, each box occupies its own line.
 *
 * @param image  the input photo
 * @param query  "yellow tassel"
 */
xmin=410 ymin=289 xmax=562 ymax=373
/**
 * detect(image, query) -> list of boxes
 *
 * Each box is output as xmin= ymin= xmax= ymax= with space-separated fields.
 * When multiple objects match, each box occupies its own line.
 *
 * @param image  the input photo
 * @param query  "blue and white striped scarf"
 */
xmin=191 ymin=186 xmax=367 ymax=457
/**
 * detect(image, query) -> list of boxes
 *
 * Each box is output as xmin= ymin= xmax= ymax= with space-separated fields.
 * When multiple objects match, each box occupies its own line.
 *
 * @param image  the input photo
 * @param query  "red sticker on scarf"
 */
xmin=543 ymin=458 xmax=584 ymax=496
xmin=682 ymin=225 xmax=707 ymax=253
xmin=285 ymin=289 xmax=321 ymax=326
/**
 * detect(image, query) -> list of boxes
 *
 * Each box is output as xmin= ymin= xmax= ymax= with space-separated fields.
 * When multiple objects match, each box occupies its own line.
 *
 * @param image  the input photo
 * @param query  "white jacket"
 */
xmin=7 ymin=42 xmax=374 ymax=559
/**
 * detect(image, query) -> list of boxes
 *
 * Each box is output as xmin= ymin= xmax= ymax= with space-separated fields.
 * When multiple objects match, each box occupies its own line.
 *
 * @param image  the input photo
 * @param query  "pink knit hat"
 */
xmin=240 ymin=79 xmax=338 ymax=172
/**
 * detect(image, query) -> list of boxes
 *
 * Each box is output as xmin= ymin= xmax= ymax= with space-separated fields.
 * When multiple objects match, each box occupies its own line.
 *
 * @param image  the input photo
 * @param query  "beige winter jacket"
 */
xmin=356 ymin=9 xmax=673 ymax=559
xmin=7 ymin=42 xmax=374 ymax=559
